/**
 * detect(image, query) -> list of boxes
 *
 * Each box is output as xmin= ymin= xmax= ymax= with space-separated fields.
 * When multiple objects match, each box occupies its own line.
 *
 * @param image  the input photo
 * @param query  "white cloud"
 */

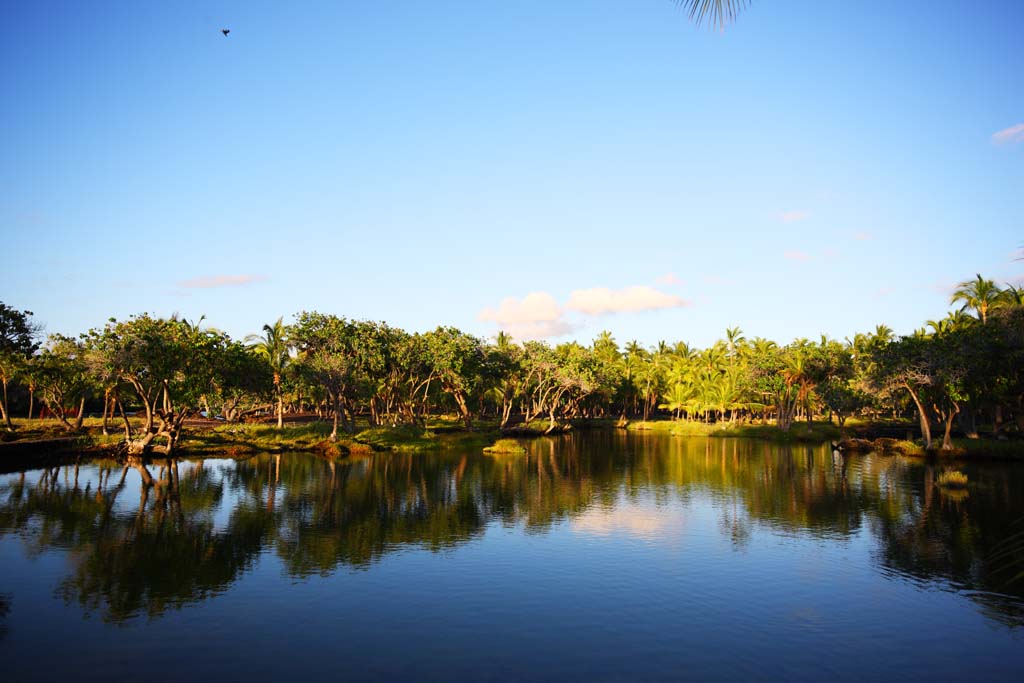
xmin=566 ymin=285 xmax=689 ymax=315
xmin=178 ymin=274 xmax=268 ymax=289
xmin=853 ymin=231 xmax=873 ymax=241
xmin=478 ymin=292 xmax=573 ymax=340
xmin=571 ymin=502 xmax=687 ymax=542
xmin=992 ymin=123 xmax=1024 ymax=145
xmin=479 ymin=291 xmax=561 ymax=325
xmin=480 ymin=285 xmax=691 ymax=339
xmin=657 ymin=272 xmax=682 ymax=286
xmin=783 ymin=250 xmax=811 ymax=262
xmin=778 ymin=210 xmax=810 ymax=223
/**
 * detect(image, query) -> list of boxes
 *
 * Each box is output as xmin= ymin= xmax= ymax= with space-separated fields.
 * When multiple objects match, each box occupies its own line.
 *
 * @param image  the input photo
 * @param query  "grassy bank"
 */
xmin=625 ymin=419 xmax=841 ymax=443
xmin=182 ymin=421 xmax=493 ymax=456
xmin=2 ymin=416 xmax=1021 ymax=461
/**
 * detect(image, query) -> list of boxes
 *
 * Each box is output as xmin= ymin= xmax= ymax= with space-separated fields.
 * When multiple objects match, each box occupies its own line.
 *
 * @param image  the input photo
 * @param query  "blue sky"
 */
xmin=2 ymin=0 xmax=1022 ymax=347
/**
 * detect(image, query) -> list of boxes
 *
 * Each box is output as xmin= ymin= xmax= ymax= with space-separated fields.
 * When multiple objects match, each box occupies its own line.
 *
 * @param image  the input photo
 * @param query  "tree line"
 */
xmin=0 ymin=273 xmax=1022 ymax=454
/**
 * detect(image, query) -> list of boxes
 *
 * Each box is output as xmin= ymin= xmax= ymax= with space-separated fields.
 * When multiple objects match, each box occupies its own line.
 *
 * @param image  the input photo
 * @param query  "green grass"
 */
xmin=355 ymin=425 xmax=440 ymax=451
xmin=483 ymin=438 xmax=527 ymax=455
xmin=626 ymin=419 xmax=840 ymax=443
xmin=177 ymin=422 xmax=339 ymax=455
xmin=6 ymin=415 xmax=1022 ymax=460
xmin=892 ymin=439 xmax=926 ymax=456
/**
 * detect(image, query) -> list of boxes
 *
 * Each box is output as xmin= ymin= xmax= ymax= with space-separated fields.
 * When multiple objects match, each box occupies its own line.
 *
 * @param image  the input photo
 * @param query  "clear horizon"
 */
xmin=3 ymin=0 xmax=1022 ymax=347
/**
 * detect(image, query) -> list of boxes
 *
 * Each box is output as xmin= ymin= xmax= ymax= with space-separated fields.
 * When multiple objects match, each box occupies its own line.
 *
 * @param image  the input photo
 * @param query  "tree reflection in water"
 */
xmin=0 ymin=433 xmax=1022 ymax=626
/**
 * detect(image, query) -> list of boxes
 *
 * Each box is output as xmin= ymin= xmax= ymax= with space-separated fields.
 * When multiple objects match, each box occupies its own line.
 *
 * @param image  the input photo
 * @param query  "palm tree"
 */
xmin=658 ymin=383 xmax=692 ymax=420
xmin=247 ymin=318 xmax=291 ymax=429
xmin=725 ymin=326 xmax=745 ymax=357
xmin=996 ymin=284 xmax=1024 ymax=310
xmin=675 ymin=0 xmax=751 ymax=29
xmin=751 ymin=337 xmax=777 ymax=357
xmin=945 ymin=309 xmax=975 ymax=330
xmin=173 ymin=313 xmax=224 ymax=339
xmin=673 ymin=341 xmax=695 ymax=360
xmin=872 ymin=325 xmax=894 ymax=344
xmin=951 ymin=274 xmax=1001 ymax=324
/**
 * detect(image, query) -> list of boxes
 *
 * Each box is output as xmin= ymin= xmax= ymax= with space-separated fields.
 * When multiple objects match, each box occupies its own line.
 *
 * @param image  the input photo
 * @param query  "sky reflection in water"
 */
xmin=1 ymin=432 xmax=1023 ymax=681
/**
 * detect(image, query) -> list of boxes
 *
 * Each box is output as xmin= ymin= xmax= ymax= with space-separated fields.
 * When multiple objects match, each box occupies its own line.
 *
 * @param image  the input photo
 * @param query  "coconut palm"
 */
xmin=751 ymin=337 xmax=777 ymax=357
xmin=673 ymin=341 xmax=696 ymax=360
xmin=996 ymin=284 xmax=1024 ymax=310
xmin=658 ymin=383 xmax=692 ymax=420
xmin=725 ymin=326 xmax=745 ymax=357
xmin=951 ymin=274 xmax=1001 ymax=324
xmin=247 ymin=318 xmax=291 ymax=429
xmin=495 ymin=330 xmax=513 ymax=351
xmin=945 ymin=310 xmax=976 ymax=330
xmin=873 ymin=325 xmax=894 ymax=344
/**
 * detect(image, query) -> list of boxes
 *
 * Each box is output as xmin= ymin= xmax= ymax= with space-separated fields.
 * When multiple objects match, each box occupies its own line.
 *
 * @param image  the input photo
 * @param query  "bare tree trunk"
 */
xmin=74 ymin=396 xmax=86 ymax=431
xmin=101 ymin=392 xmax=110 ymax=436
xmin=1 ymin=379 xmax=12 ymax=431
xmin=330 ymin=392 xmax=340 ymax=441
xmin=904 ymin=383 xmax=932 ymax=449
xmin=453 ymin=391 xmax=472 ymax=429
xmin=117 ymin=398 xmax=132 ymax=441
xmin=500 ymin=396 xmax=513 ymax=429
xmin=369 ymin=396 xmax=379 ymax=427
xmin=939 ymin=402 xmax=960 ymax=451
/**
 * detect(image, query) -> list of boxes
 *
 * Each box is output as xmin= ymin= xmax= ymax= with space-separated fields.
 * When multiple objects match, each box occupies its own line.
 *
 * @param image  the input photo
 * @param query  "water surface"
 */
xmin=2 ymin=432 xmax=1023 ymax=681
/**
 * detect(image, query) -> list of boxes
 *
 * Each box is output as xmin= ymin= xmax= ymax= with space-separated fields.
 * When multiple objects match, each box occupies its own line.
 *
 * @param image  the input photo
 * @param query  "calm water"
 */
xmin=2 ymin=432 xmax=1023 ymax=681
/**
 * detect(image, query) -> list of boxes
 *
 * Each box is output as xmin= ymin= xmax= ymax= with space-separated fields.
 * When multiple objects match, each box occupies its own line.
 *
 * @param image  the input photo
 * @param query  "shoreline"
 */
xmin=2 ymin=417 xmax=1021 ymax=465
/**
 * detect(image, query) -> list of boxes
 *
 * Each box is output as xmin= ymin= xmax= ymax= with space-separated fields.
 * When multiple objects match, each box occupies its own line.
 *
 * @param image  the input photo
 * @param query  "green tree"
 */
xmin=951 ymin=274 xmax=1001 ymax=324
xmin=0 ymin=302 xmax=40 ymax=431
xmin=290 ymin=312 xmax=359 ymax=440
xmin=422 ymin=327 xmax=484 ymax=429
xmin=35 ymin=335 xmax=93 ymax=432
xmin=247 ymin=317 xmax=291 ymax=429
xmin=90 ymin=315 xmax=234 ymax=455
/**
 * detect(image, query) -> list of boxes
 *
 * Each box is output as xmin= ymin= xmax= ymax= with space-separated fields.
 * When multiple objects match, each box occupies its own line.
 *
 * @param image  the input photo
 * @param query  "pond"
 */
xmin=1 ymin=432 xmax=1023 ymax=681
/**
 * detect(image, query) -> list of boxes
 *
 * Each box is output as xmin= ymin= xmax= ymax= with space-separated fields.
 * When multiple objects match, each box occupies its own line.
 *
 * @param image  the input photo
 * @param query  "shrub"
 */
xmin=483 ymin=438 xmax=527 ymax=454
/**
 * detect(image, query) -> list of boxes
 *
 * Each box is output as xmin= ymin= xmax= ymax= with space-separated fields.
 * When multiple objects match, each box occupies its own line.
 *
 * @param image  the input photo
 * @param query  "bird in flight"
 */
xmin=221 ymin=29 xmax=230 ymax=36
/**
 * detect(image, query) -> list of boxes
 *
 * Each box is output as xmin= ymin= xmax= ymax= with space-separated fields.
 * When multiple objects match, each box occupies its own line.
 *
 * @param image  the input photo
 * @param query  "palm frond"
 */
xmin=674 ymin=0 xmax=751 ymax=30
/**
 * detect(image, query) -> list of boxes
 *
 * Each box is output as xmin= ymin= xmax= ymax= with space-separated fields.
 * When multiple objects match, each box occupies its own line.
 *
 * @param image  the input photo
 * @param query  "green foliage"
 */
xmin=0 ymin=302 xmax=41 ymax=429
xmin=35 ymin=335 xmax=93 ymax=430
xmin=355 ymin=425 xmax=439 ymax=452
xmin=483 ymin=438 xmax=527 ymax=454
xmin=952 ymin=274 xmax=1000 ymax=324
xmin=0 ymin=302 xmax=40 ymax=356
xmin=2 ymin=267 xmax=1023 ymax=452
